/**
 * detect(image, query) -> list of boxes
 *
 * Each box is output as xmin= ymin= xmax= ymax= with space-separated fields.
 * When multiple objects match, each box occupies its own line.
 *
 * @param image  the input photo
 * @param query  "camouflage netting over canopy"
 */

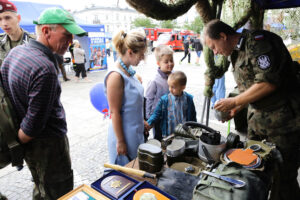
xmin=125 ymin=0 xmax=263 ymax=29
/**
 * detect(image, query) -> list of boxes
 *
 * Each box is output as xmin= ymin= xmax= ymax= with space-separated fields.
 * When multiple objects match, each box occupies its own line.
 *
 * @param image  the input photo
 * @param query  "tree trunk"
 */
xmin=125 ymin=0 xmax=198 ymax=20
xmin=249 ymin=1 xmax=264 ymax=30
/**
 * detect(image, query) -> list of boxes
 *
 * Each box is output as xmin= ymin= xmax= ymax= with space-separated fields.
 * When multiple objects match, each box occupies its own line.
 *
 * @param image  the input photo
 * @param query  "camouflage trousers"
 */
xmin=247 ymin=105 xmax=300 ymax=200
xmin=24 ymin=135 xmax=73 ymax=200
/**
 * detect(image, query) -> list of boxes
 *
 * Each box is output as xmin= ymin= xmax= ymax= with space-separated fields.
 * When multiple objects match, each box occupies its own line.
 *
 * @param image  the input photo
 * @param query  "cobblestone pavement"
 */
xmin=0 ymin=52 xmax=298 ymax=199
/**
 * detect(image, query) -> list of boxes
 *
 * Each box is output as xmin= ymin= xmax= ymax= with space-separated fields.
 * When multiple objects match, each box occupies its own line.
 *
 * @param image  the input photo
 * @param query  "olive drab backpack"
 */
xmin=192 ymin=163 xmax=269 ymax=200
xmin=0 ymin=77 xmax=24 ymax=169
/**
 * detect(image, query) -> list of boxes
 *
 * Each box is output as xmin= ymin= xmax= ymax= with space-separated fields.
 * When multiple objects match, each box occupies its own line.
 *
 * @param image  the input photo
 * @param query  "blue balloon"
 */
xmin=89 ymin=83 xmax=109 ymax=114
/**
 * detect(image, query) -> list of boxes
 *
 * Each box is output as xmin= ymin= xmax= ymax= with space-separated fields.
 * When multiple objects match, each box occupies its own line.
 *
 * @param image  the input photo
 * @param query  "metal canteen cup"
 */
xmin=214 ymin=99 xmax=230 ymax=121
xmin=214 ymin=109 xmax=230 ymax=121
xmin=198 ymin=136 xmax=226 ymax=163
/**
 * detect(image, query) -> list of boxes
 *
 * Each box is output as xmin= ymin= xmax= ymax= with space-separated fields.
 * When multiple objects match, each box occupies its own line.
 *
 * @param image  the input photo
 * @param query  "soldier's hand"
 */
xmin=214 ymin=97 xmax=236 ymax=112
xmin=203 ymin=85 xmax=213 ymax=97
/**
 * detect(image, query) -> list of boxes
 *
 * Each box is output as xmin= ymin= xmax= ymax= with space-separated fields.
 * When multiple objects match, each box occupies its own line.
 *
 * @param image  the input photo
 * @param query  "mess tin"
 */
xmin=166 ymin=139 xmax=186 ymax=166
xmin=138 ymin=143 xmax=163 ymax=173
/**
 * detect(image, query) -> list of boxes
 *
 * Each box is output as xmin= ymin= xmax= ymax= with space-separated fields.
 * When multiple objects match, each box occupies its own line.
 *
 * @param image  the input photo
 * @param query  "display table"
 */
xmin=124 ymin=157 xmax=201 ymax=200
xmin=125 ymin=158 xmax=157 ymax=185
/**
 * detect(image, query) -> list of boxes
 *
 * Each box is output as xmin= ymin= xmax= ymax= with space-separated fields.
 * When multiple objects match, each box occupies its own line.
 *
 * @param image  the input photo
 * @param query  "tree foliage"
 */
xmin=131 ymin=17 xmax=157 ymax=28
xmin=183 ymin=16 xmax=204 ymax=33
xmin=159 ymin=20 xmax=179 ymax=29
xmin=266 ymin=7 xmax=300 ymax=42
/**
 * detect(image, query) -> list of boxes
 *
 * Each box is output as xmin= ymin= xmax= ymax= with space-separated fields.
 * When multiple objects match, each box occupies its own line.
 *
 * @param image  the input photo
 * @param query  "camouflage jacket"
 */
xmin=0 ymin=29 xmax=35 ymax=67
xmin=230 ymin=29 xmax=300 ymax=136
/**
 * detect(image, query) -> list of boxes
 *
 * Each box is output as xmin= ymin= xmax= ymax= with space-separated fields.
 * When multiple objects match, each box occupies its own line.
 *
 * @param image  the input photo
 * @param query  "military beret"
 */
xmin=0 ymin=0 xmax=17 ymax=13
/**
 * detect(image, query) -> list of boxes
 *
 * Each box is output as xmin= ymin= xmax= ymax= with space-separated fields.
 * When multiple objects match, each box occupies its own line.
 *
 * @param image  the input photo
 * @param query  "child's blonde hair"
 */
xmin=168 ymin=71 xmax=187 ymax=86
xmin=154 ymin=44 xmax=174 ymax=61
xmin=112 ymin=30 xmax=147 ymax=56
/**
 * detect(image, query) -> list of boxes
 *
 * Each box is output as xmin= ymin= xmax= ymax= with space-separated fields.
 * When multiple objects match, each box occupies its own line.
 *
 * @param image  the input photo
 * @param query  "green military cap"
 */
xmin=33 ymin=7 xmax=87 ymax=36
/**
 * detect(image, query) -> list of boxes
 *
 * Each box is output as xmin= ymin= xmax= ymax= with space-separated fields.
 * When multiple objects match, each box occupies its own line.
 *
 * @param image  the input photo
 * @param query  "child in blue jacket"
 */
xmin=145 ymin=45 xmax=174 ymax=140
xmin=146 ymin=71 xmax=197 ymax=138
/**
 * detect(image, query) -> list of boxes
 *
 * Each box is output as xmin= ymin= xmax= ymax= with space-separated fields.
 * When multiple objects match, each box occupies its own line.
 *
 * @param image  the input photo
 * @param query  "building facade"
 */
xmin=73 ymin=6 xmax=143 ymax=36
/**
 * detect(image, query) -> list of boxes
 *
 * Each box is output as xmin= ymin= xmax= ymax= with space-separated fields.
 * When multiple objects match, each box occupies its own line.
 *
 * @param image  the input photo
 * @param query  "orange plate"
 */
xmin=133 ymin=188 xmax=170 ymax=200
xmin=228 ymin=149 xmax=258 ymax=165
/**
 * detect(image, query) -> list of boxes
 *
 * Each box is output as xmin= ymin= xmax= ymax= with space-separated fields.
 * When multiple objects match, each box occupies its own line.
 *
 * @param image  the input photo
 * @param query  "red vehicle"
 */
xmin=179 ymin=30 xmax=197 ymax=41
xmin=153 ymin=33 xmax=184 ymax=51
xmin=144 ymin=28 xmax=172 ymax=47
xmin=179 ymin=30 xmax=196 ymax=37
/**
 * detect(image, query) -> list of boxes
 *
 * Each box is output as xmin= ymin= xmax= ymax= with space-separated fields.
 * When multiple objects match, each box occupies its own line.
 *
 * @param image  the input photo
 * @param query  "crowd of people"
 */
xmin=0 ymin=0 xmax=299 ymax=199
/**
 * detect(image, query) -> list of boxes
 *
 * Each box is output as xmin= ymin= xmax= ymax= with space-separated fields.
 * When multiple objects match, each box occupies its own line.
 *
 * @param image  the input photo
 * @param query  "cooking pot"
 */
xmin=198 ymin=136 xmax=226 ymax=163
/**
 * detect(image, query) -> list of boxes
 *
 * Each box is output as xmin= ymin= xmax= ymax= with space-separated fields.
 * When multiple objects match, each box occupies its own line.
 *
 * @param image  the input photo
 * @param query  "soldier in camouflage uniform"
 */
xmin=0 ymin=0 xmax=35 ymax=67
xmin=203 ymin=19 xmax=300 ymax=200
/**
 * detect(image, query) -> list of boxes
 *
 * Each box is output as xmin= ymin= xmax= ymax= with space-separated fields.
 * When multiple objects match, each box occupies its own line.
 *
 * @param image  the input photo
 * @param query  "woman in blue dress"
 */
xmin=104 ymin=30 xmax=147 ymax=165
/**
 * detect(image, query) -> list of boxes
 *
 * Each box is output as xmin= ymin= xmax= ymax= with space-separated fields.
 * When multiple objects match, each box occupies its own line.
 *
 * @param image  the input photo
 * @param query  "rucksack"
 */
xmin=0 ymin=77 xmax=24 ymax=169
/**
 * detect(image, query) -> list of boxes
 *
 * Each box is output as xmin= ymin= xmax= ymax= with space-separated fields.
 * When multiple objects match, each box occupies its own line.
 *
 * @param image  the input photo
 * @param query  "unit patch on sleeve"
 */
xmin=257 ymin=55 xmax=270 ymax=69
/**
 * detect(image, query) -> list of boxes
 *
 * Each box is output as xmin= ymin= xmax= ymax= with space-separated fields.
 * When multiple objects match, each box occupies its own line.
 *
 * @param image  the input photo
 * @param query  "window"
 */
xmin=171 ymin=35 xmax=175 ymax=41
xmin=93 ymin=15 xmax=100 ymax=24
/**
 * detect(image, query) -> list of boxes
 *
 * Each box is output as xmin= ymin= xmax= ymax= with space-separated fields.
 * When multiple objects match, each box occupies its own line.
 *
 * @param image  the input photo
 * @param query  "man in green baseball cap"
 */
xmin=33 ymin=7 xmax=86 ymax=36
xmin=0 ymin=7 xmax=88 ymax=200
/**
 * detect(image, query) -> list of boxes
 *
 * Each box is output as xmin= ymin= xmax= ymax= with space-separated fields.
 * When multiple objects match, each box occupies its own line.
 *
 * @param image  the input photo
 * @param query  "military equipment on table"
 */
xmin=161 ymin=134 xmax=175 ymax=150
xmin=174 ymin=122 xmax=202 ymax=139
xmin=226 ymin=132 xmax=244 ymax=149
xmin=137 ymin=143 xmax=163 ymax=173
xmin=166 ymin=139 xmax=185 ymax=166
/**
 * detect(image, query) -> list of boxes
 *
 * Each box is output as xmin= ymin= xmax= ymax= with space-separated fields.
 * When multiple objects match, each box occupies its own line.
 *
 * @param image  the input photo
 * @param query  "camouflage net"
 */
xmin=264 ymin=7 xmax=300 ymax=45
